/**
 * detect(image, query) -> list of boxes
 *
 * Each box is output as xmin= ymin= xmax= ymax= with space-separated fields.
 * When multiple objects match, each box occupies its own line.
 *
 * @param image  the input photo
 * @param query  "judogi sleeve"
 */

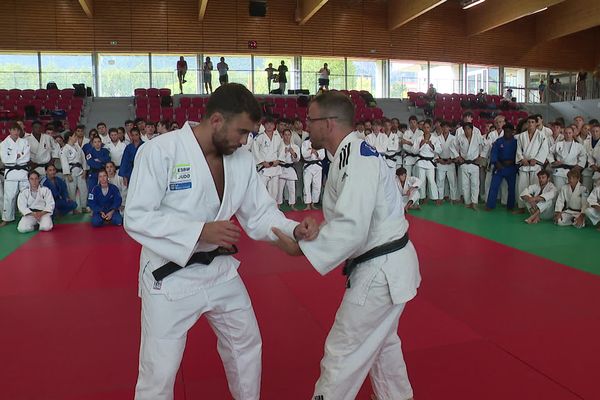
xmin=542 ymin=185 xmax=557 ymax=201
xmin=236 ymin=157 xmax=298 ymax=241
xmin=299 ymin=147 xmax=379 ymax=275
xmin=555 ymin=187 xmax=566 ymax=212
xmin=42 ymin=188 xmax=55 ymax=214
xmin=576 ymin=146 xmax=587 ymax=168
xmin=124 ymin=144 xmax=205 ymax=267
xmin=60 ymin=149 xmax=71 ymax=175
xmin=520 ymin=184 xmax=534 ymax=198
xmin=547 ymin=143 xmax=557 ymax=163
xmin=80 ymin=147 xmax=88 ymax=171
xmin=88 ymin=187 xmax=101 ymax=213
xmin=588 ymin=188 xmax=600 ymax=208
xmin=1 ymin=140 xmax=15 ymax=164
xmin=516 ymin=136 xmax=525 ymax=163
xmin=110 ymin=185 xmax=122 ymax=210
xmin=20 ymin=140 xmax=31 ymax=164
xmin=17 ymin=191 xmax=31 ymax=215
xmin=490 ymin=141 xmax=500 ymax=165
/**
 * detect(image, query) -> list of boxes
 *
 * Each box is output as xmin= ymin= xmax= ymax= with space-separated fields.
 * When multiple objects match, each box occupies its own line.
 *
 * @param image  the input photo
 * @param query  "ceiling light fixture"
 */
xmin=527 ymin=7 xmax=548 ymax=15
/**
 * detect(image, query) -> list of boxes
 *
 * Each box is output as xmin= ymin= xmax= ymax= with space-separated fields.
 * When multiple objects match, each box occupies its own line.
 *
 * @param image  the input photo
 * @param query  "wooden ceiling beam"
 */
xmin=199 ymin=0 xmax=209 ymax=22
xmin=297 ymin=0 xmax=329 ymax=25
xmin=388 ymin=0 xmax=447 ymax=31
xmin=466 ymin=0 xmax=565 ymax=36
xmin=536 ymin=0 xmax=600 ymax=42
xmin=78 ymin=0 xmax=93 ymax=18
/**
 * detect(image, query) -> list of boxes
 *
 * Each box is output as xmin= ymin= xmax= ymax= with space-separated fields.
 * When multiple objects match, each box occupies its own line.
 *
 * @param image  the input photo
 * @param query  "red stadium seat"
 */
xmin=179 ymin=97 xmax=192 ymax=108
xmin=134 ymin=88 xmax=147 ymax=97
xmin=159 ymin=88 xmax=171 ymax=97
xmin=191 ymin=97 xmax=203 ymax=107
xmin=161 ymin=107 xmax=174 ymax=121
xmin=60 ymin=88 xmax=75 ymax=98
xmin=147 ymin=88 xmax=160 ymax=97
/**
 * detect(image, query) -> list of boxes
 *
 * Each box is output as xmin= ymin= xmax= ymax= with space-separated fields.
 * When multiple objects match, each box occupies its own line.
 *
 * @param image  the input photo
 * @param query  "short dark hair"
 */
xmin=76 ymin=124 xmax=85 ymax=130
xmin=124 ymin=119 xmax=134 ymax=125
xmin=462 ymin=111 xmax=473 ymax=118
xmin=408 ymin=115 xmax=418 ymax=122
xmin=45 ymin=164 xmax=57 ymax=171
xmin=131 ymin=127 xmax=140 ymax=135
xmin=463 ymin=122 xmax=474 ymax=130
xmin=440 ymin=120 xmax=449 ymax=128
xmin=205 ymin=83 xmax=262 ymax=123
xmin=64 ymin=131 xmax=74 ymax=142
xmin=108 ymin=127 xmax=118 ymax=134
xmin=97 ymin=122 xmax=106 ymax=128
xmin=504 ymin=123 xmax=515 ymax=132
xmin=527 ymin=115 xmax=537 ymax=122
xmin=396 ymin=167 xmax=407 ymax=176
xmin=28 ymin=170 xmax=40 ymax=179
xmin=309 ymin=91 xmax=355 ymax=126
xmin=9 ymin=122 xmax=23 ymax=134
xmin=567 ymin=169 xmax=581 ymax=180
xmin=537 ymin=170 xmax=550 ymax=178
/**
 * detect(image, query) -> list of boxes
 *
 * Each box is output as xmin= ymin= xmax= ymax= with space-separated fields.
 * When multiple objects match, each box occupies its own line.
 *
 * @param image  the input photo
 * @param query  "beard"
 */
xmin=212 ymin=126 xmax=238 ymax=155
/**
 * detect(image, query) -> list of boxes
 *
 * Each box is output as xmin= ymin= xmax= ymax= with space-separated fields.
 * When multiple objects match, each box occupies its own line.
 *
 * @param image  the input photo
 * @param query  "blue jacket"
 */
xmin=119 ymin=141 xmax=144 ymax=180
xmin=86 ymin=147 xmax=111 ymax=174
xmin=490 ymin=136 xmax=517 ymax=166
xmin=43 ymin=176 xmax=70 ymax=201
xmin=88 ymin=184 xmax=122 ymax=213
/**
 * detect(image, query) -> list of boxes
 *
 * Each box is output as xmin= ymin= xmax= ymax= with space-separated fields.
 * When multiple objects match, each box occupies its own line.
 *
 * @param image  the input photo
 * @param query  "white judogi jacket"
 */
xmin=1 ymin=136 xmax=30 ymax=181
xmin=25 ymin=133 xmax=56 ymax=167
xmin=380 ymin=132 xmax=402 ymax=168
xmin=240 ymin=132 xmax=255 ymax=152
xmin=278 ymin=143 xmax=300 ymax=180
xmin=17 ymin=186 xmax=55 ymax=215
xmin=520 ymin=183 xmax=557 ymax=210
xmin=481 ymin=130 xmax=500 ymax=160
xmin=299 ymin=133 xmax=420 ymax=305
xmin=291 ymin=130 xmax=306 ymax=148
xmin=555 ymin=182 xmax=588 ymax=213
xmin=548 ymin=140 xmax=586 ymax=178
xmin=413 ymin=133 xmax=439 ymax=170
xmin=365 ymin=133 xmax=381 ymax=152
xmin=354 ymin=130 xmax=366 ymax=140
xmin=60 ymin=144 xmax=88 ymax=177
xmin=99 ymin=134 xmax=112 ymax=146
xmin=455 ymin=125 xmax=482 ymax=139
xmin=125 ymin=122 xmax=299 ymax=300
xmin=301 ymin=139 xmax=325 ymax=166
xmin=547 ymin=133 xmax=564 ymax=148
xmin=253 ymin=131 xmax=283 ymax=177
xmin=402 ymin=128 xmax=422 ymax=166
xmin=436 ymin=133 xmax=459 ymax=161
xmin=105 ymin=140 xmax=127 ymax=167
xmin=584 ymin=137 xmax=600 ymax=180
xmin=516 ymin=130 xmax=549 ymax=172
xmin=396 ymin=176 xmax=421 ymax=196
xmin=455 ymin=133 xmax=483 ymax=161
xmin=108 ymin=174 xmax=128 ymax=204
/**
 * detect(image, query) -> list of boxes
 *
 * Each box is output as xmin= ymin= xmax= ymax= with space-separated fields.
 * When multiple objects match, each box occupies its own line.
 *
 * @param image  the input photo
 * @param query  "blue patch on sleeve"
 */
xmin=360 ymin=141 xmax=378 ymax=157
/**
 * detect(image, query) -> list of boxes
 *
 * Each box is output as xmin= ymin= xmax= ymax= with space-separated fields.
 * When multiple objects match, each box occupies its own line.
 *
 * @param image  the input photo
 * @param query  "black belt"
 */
xmin=304 ymin=160 xmax=322 ymax=168
xmin=35 ymin=162 xmax=51 ymax=170
xmin=404 ymin=152 xmax=418 ymax=157
xmin=461 ymin=159 xmax=478 ymax=165
xmin=5 ymin=165 xmax=29 ymax=175
xmin=418 ymin=156 xmax=436 ymax=167
xmin=69 ymin=162 xmax=83 ymax=169
xmin=152 ymin=245 xmax=239 ymax=281
xmin=567 ymin=207 xmax=581 ymax=212
xmin=342 ymin=234 xmax=409 ymax=288
xmin=281 ymin=163 xmax=294 ymax=168
xmin=556 ymin=164 xmax=575 ymax=170
xmin=384 ymin=154 xmax=397 ymax=161
xmin=257 ymin=161 xmax=276 ymax=172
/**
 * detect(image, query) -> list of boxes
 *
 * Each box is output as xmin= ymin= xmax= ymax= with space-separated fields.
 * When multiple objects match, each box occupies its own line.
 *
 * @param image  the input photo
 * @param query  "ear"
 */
xmin=208 ymin=112 xmax=224 ymax=129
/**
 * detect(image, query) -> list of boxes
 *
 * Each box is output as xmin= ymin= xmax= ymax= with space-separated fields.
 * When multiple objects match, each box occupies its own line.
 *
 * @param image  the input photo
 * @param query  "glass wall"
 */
xmin=98 ymin=54 xmax=150 ymax=97
xmin=301 ymin=56 xmax=345 ymax=94
xmin=152 ymin=54 xmax=198 ymax=94
xmin=204 ymin=55 xmax=252 ymax=93
xmin=389 ymin=60 xmax=428 ymax=98
xmin=40 ymin=53 xmax=93 ymax=90
xmin=347 ymin=59 xmax=384 ymax=98
xmin=0 ymin=53 xmax=39 ymax=89
xmin=504 ymin=67 xmax=526 ymax=103
xmin=466 ymin=64 xmax=500 ymax=95
xmin=253 ymin=55 xmax=295 ymax=94
xmin=429 ymin=62 xmax=462 ymax=94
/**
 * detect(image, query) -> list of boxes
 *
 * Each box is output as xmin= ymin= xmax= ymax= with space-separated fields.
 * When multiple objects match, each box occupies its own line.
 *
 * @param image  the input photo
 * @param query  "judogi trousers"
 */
xmin=259 ymin=173 xmax=279 ymax=201
xmin=277 ymin=177 xmax=296 ymax=205
xmin=556 ymin=210 xmax=585 ymax=228
xmin=460 ymin=164 xmax=480 ymax=205
xmin=304 ymin=165 xmax=322 ymax=204
xmin=415 ymin=166 xmax=438 ymax=200
xmin=3 ymin=179 xmax=29 ymax=222
xmin=525 ymin=200 xmax=554 ymax=220
xmin=436 ymin=164 xmax=458 ymax=200
xmin=135 ymin=275 xmax=262 ymax=400
xmin=313 ymin=269 xmax=413 ymax=400
xmin=66 ymin=174 xmax=88 ymax=211
xmin=517 ymin=166 xmax=541 ymax=208
xmin=486 ymin=167 xmax=516 ymax=209
xmin=17 ymin=214 xmax=53 ymax=233
xmin=584 ymin=207 xmax=600 ymax=226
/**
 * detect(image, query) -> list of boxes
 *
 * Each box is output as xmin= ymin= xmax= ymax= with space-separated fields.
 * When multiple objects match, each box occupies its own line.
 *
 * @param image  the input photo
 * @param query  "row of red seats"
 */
xmin=0 ymin=88 xmax=76 ymax=101
xmin=134 ymin=88 xmax=172 ymax=98
xmin=0 ymin=97 xmax=83 ymax=113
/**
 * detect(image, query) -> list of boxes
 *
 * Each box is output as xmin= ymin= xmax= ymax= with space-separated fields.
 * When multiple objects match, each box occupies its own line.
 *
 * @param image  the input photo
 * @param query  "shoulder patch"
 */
xmin=360 ymin=141 xmax=378 ymax=157
xmin=338 ymin=143 xmax=351 ymax=169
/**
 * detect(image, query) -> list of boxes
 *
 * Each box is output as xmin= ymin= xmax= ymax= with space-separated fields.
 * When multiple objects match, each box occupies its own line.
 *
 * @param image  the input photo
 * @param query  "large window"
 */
xmin=0 ymin=53 xmax=39 ymax=89
xmin=98 ymin=54 xmax=150 ymax=97
xmin=466 ymin=64 xmax=500 ymax=95
xmin=203 ymin=55 xmax=252 ymax=94
xmin=429 ymin=62 xmax=461 ymax=94
xmin=301 ymin=57 xmax=345 ymax=94
xmin=40 ymin=53 xmax=93 ymax=91
xmin=389 ymin=60 xmax=428 ymax=98
xmin=347 ymin=59 xmax=384 ymax=97
xmin=528 ymin=70 xmax=548 ymax=103
xmin=152 ymin=54 xmax=198 ymax=94
xmin=253 ymin=56 xmax=295 ymax=94
xmin=504 ymin=67 xmax=526 ymax=103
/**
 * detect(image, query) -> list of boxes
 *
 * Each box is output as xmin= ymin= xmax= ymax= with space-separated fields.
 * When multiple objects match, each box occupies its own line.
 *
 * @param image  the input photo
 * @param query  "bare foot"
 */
xmin=451 ymin=200 xmax=460 ymax=205
xmin=0 ymin=221 xmax=8 ymax=228
xmin=472 ymin=204 xmax=479 ymax=211
xmin=484 ymin=207 xmax=493 ymax=211
xmin=436 ymin=199 xmax=442 ymax=205
xmin=524 ymin=217 xmax=534 ymax=224
xmin=464 ymin=204 xmax=472 ymax=209
xmin=290 ymin=205 xmax=298 ymax=211
xmin=411 ymin=204 xmax=421 ymax=210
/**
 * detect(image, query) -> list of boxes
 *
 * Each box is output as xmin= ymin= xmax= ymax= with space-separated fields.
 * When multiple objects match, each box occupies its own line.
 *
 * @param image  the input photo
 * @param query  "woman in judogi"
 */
xmin=17 ymin=170 xmax=55 ymax=233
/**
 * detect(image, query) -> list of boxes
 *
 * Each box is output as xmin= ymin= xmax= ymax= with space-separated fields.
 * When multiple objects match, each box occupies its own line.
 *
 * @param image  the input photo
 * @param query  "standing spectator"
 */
xmin=265 ymin=63 xmax=276 ymax=93
xmin=119 ymin=127 xmax=144 ymax=187
xmin=277 ymin=60 xmax=288 ymax=94
xmin=0 ymin=123 xmax=30 ymax=227
xmin=486 ymin=123 xmax=518 ymax=211
xmin=217 ymin=57 xmax=229 ymax=86
xmin=277 ymin=129 xmax=300 ymax=210
xmin=16 ymin=170 xmax=54 ymax=233
xmin=177 ymin=56 xmax=188 ymax=94
xmin=318 ymin=63 xmax=330 ymax=91
xmin=88 ymin=169 xmax=123 ymax=227
xmin=577 ymin=71 xmax=587 ymax=99
xmin=538 ymin=79 xmax=546 ymax=103
xmin=43 ymin=164 xmax=77 ymax=216
xmin=203 ymin=56 xmax=213 ymax=94
xmin=25 ymin=120 xmax=58 ymax=176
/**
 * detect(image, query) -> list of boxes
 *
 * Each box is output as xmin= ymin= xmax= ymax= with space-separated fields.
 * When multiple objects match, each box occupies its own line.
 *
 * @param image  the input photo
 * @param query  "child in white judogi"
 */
xmin=277 ymin=129 xmax=300 ymax=210
xmin=554 ymin=169 xmax=588 ymax=228
xmin=252 ymin=118 xmax=283 ymax=200
xmin=584 ymin=182 xmax=600 ymax=229
xmin=302 ymin=135 xmax=325 ymax=210
xmin=455 ymin=122 xmax=483 ymax=209
xmin=435 ymin=121 xmax=459 ymax=203
xmin=516 ymin=117 xmax=549 ymax=211
xmin=582 ymin=125 xmax=600 ymax=191
xmin=402 ymin=116 xmax=422 ymax=176
xmin=396 ymin=167 xmax=421 ymax=211
xmin=61 ymin=131 xmax=89 ymax=213
xmin=17 ymin=170 xmax=55 ymax=233
xmin=413 ymin=120 xmax=440 ymax=202
xmin=520 ymin=169 xmax=557 ymax=224
xmin=548 ymin=126 xmax=586 ymax=190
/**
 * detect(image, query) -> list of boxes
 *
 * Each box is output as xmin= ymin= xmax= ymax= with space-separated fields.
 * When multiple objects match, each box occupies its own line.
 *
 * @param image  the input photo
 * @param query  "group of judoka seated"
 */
xmin=0 ymin=120 xmax=145 ymax=232
xmin=352 ymin=112 xmax=600 ymax=230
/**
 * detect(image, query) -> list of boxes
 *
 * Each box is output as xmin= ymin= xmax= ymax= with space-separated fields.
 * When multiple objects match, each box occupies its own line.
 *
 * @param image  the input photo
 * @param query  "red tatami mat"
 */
xmin=1 ymin=212 xmax=598 ymax=399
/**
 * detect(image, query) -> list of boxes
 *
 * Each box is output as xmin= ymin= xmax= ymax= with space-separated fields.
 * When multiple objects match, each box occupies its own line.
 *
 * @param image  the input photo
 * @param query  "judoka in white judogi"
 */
xmin=301 ymin=136 xmax=325 ymax=208
xmin=412 ymin=124 xmax=440 ymax=201
xmin=125 ymin=118 xmax=308 ymax=400
xmin=1 ymin=128 xmax=31 ymax=223
xmin=60 ymin=133 xmax=89 ymax=212
xmin=17 ymin=174 xmax=55 ymax=233
xmin=554 ymin=177 xmax=588 ymax=228
xmin=455 ymin=124 xmax=483 ymax=207
xmin=252 ymin=127 xmax=283 ymax=200
xmin=435 ymin=125 xmax=459 ymax=201
xmin=396 ymin=172 xmax=422 ymax=209
xmin=516 ymin=120 xmax=549 ymax=209
xmin=520 ymin=177 xmax=557 ymax=222
xmin=548 ymin=128 xmax=586 ymax=190
xmin=584 ymin=184 xmax=600 ymax=227
xmin=25 ymin=131 xmax=57 ymax=175
xmin=277 ymin=130 xmax=300 ymax=208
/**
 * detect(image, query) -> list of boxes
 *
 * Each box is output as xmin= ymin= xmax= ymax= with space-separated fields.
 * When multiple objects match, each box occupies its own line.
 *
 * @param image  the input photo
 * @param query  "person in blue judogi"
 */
xmin=85 ymin=136 xmax=111 ymax=191
xmin=42 ymin=164 xmax=77 ymax=216
xmin=88 ymin=169 xmax=122 ymax=227
xmin=486 ymin=123 xmax=517 ymax=210
xmin=119 ymin=127 xmax=144 ymax=187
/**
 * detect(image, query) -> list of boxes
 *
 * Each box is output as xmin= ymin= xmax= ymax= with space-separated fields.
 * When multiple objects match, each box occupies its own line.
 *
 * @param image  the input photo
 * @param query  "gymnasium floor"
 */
xmin=1 ymin=204 xmax=599 ymax=400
